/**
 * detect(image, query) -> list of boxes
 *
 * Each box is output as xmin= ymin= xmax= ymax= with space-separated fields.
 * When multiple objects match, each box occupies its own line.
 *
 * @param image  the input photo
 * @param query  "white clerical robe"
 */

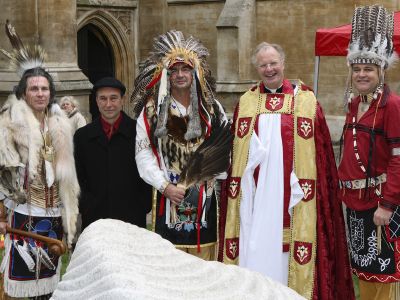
xmin=239 ymin=112 xmax=304 ymax=285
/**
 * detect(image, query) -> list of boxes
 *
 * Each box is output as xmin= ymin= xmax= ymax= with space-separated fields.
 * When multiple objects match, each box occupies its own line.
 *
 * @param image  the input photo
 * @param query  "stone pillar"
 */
xmin=216 ymin=0 xmax=256 ymax=113
xmin=138 ymin=0 xmax=167 ymax=62
xmin=0 ymin=0 xmax=91 ymax=114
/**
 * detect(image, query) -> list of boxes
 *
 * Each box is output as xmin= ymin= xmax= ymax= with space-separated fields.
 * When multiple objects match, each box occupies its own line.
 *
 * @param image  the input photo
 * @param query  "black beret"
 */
xmin=93 ymin=77 xmax=126 ymax=96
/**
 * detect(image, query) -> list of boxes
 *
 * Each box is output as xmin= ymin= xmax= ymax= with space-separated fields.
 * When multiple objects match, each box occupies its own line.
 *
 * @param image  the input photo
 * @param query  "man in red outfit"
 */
xmin=219 ymin=42 xmax=354 ymax=299
xmin=338 ymin=5 xmax=400 ymax=300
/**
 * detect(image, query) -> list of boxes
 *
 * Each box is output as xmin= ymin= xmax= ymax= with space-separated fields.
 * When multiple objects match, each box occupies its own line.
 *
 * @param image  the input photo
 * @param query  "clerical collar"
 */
xmin=264 ymin=85 xmax=283 ymax=93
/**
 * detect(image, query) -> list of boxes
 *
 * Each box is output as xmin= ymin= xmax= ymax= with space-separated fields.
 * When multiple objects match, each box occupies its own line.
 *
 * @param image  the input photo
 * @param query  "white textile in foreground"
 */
xmin=52 ymin=219 xmax=305 ymax=300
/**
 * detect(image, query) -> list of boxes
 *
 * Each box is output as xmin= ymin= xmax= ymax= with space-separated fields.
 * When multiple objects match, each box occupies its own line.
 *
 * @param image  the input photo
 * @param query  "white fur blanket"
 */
xmin=52 ymin=219 xmax=304 ymax=300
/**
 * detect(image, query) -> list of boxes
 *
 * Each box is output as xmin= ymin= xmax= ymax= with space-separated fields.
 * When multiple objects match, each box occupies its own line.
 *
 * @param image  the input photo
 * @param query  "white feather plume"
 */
xmin=0 ymin=20 xmax=46 ymax=77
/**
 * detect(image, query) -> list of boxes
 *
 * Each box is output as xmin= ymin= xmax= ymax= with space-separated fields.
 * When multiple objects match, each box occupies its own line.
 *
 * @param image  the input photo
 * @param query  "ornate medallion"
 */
xmin=237 ymin=117 xmax=252 ymax=138
xmin=226 ymin=238 xmax=239 ymax=260
xmin=265 ymin=94 xmax=284 ymax=111
xmin=294 ymin=241 xmax=312 ymax=265
xmin=297 ymin=117 xmax=313 ymax=139
xmin=228 ymin=177 xmax=241 ymax=199
xmin=298 ymin=179 xmax=315 ymax=201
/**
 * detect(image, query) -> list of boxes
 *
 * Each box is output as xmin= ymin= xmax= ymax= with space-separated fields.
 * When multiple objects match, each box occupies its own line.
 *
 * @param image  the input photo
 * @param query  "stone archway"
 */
xmin=78 ymin=24 xmax=115 ymax=119
xmin=77 ymin=9 xmax=135 ymax=115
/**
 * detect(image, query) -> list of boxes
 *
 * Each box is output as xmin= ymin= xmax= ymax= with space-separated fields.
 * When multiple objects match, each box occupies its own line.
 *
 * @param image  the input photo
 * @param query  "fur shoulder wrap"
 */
xmin=0 ymin=94 xmax=79 ymax=245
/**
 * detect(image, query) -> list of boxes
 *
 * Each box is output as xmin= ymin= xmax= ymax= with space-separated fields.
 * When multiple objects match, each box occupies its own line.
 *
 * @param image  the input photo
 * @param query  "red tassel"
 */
xmin=159 ymin=194 xmax=165 ymax=216
xmin=199 ymin=100 xmax=211 ymax=138
xmin=196 ymin=184 xmax=205 ymax=253
xmin=145 ymin=71 xmax=162 ymax=90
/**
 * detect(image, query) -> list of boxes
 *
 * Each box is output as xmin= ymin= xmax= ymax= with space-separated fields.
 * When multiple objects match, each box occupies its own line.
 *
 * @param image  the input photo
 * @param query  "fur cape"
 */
xmin=0 ymin=94 xmax=79 ymax=245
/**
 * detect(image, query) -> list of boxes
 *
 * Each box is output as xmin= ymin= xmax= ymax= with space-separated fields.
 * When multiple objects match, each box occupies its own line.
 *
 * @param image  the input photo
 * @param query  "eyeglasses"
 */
xmin=256 ymin=61 xmax=281 ymax=69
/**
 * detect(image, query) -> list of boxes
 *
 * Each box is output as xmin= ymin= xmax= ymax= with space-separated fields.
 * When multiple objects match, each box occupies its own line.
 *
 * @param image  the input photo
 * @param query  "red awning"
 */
xmin=315 ymin=11 xmax=400 ymax=56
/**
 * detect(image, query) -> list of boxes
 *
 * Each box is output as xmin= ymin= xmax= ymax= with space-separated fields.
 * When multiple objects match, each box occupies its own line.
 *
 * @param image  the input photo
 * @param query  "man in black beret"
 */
xmin=74 ymin=77 xmax=152 ymax=230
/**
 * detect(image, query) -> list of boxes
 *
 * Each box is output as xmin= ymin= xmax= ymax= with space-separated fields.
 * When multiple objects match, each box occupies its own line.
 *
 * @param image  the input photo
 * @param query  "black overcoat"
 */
xmin=74 ymin=112 xmax=152 ymax=229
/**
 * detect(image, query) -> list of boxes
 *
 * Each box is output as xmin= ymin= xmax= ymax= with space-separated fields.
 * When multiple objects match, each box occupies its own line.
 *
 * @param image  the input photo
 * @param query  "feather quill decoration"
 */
xmin=387 ymin=12 xmax=394 ymax=57
xmin=38 ymin=246 xmax=56 ymax=270
xmin=13 ymin=240 xmax=35 ymax=271
xmin=130 ymin=30 xmax=216 ymax=119
xmin=130 ymin=62 xmax=159 ymax=117
xmin=347 ymin=5 xmax=396 ymax=68
xmin=0 ymin=20 xmax=46 ymax=76
xmin=178 ymin=121 xmax=232 ymax=189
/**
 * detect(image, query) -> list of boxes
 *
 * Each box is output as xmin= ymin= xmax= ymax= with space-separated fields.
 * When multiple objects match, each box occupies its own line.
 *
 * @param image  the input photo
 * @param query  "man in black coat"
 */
xmin=74 ymin=77 xmax=151 ymax=229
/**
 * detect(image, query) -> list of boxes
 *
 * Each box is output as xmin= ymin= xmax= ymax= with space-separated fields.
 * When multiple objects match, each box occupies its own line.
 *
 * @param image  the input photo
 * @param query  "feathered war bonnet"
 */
xmin=0 ymin=21 xmax=55 ymax=103
xmin=130 ymin=30 xmax=217 ymax=141
xmin=345 ymin=5 xmax=397 ymax=103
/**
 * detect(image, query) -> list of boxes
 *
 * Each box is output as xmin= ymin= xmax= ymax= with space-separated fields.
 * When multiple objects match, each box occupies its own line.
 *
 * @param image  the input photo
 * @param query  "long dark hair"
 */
xmin=15 ymin=67 xmax=56 ymax=106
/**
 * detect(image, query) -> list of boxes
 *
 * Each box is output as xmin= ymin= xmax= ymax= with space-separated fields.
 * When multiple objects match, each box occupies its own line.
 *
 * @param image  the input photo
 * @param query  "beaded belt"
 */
xmin=339 ymin=173 xmax=386 ymax=189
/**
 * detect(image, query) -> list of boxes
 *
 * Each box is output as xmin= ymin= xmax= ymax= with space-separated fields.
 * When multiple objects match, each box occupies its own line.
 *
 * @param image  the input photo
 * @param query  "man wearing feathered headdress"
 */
xmin=132 ymin=30 xmax=227 ymax=260
xmin=219 ymin=41 xmax=355 ymax=299
xmin=0 ymin=22 xmax=79 ymax=299
xmin=338 ymin=5 xmax=400 ymax=299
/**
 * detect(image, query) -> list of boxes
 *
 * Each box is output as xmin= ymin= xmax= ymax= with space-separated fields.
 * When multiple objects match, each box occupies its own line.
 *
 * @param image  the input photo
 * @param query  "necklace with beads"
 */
xmin=351 ymin=91 xmax=382 ymax=175
xmin=358 ymin=93 xmax=374 ymax=113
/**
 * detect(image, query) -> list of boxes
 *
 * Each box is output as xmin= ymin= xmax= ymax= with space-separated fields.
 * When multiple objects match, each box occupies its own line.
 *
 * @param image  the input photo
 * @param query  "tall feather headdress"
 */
xmin=347 ymin=5 xmax=396 ymax=68
xmin=130 ymin=30 xmax=218 ymax=141
xmin=0 ymin=20 xmax=46 ymax=77
xmin=345 ymin=5 xmax=398 ymax=103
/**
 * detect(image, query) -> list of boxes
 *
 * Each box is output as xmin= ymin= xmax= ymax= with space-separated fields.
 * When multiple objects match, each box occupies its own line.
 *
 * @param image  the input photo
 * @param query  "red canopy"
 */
xmin=315 ymin=11 xmax=400 ymax=56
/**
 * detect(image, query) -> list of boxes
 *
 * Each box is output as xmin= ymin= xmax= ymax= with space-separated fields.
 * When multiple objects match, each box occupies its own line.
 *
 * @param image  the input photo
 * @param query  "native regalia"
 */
xmin=132 ymin=30 xmax=227 ymax=255
xmin=0 ymin=21 xmax=79 ymax=298
xmin=338 ymin=5 xmax=400 ymax=286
